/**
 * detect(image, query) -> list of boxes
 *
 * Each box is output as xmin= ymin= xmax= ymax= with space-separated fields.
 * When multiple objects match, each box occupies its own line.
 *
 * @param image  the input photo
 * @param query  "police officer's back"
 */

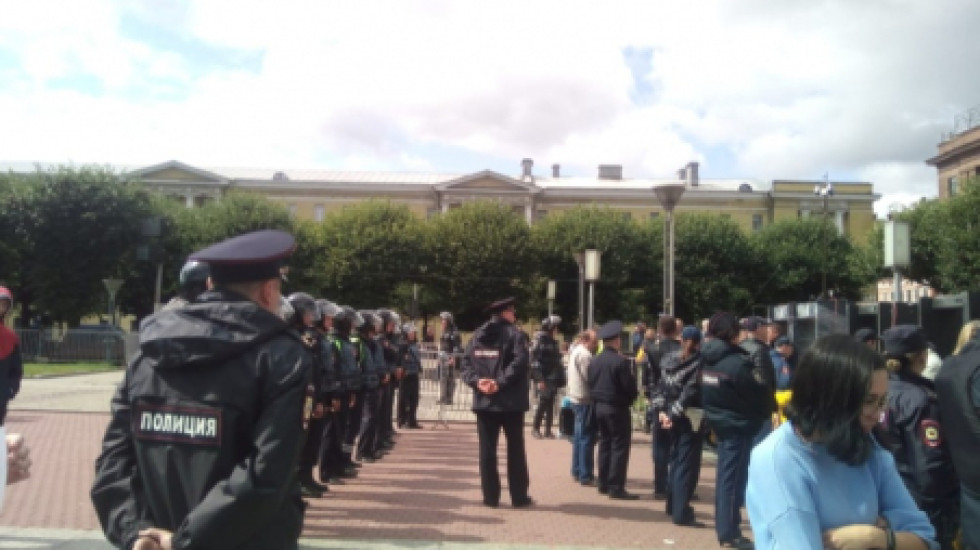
xmin=91 ymin=230 xmax=312 ymax=550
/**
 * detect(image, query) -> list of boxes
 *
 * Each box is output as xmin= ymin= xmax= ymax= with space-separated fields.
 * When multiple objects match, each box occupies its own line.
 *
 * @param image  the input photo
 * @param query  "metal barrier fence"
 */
xmin=413 ymin=349 xmax=647 ymax=431
xmin=15 ymin=328 xmax=127 ymax=366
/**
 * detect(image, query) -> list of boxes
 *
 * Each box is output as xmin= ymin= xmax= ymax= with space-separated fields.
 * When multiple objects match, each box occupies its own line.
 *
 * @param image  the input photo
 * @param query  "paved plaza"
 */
xmin=2 ymin=372 xmax=736 ymax=549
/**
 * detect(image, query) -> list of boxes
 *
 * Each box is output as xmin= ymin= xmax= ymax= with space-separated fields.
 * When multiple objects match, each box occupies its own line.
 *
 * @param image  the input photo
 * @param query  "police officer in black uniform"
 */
xmin=286 ymin=292 xmax=329 ymax=498
xmin=312 ymin=299 xmax=343 ymax=486
xmin=645 ymin=316 xmax=679 ymax=498
xmin=936 ymin=332 xmax=980 ymax=550
xmin=321 ymin=306 xmax=362 ymax=482
xmin=651 ymin=326 xmax=705 ymax=526
xmin=461 ymin=297 xmax=533 ymax=508
xmin=531 ymin=315 xmax=564 ymax=439
xmin=880 ymin=325 xmax=960 ymax=550
xmin=377 ymin=309 xmax=402 ymax=448
xmin=588 ymin=320 xmax=640 ymax=500
xmin=355 ymin=311 xmax=384 ymax=462
xmin=397 ymin=323 xmax=423 ymax=429
xmin=162 ymin=260 xmax=211 ymax=311
xmin=91 ymin=230 xmax=311 ymax=550
xmin=438 ymin=312 xmax=462 ymax=404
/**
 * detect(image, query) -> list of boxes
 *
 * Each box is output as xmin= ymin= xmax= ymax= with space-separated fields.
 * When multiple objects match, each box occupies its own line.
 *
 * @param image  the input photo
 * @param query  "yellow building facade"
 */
xmin=129 ymin=160 xmax=880 ymax=242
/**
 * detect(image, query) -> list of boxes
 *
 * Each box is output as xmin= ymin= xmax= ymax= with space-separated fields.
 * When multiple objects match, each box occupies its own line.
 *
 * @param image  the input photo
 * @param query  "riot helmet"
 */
xmin=359 ymin=311 xmax=381 ymax=335
xmin=541 ymin=315 xmax=561 ymax=331
xmin=378 ymin=309 xmax=402 ymax=334
xmin=403 ymin=322 xmax=418 ymax=340
xmin=178 ymin=260 xmax=211 ymax=301
xmin=287 ymin=292 xmax=320 ymax=327
xmin=316 ymin=299 xmax=342 ymax=319
xmin=278 ymin=296 xmax=294 ymax=323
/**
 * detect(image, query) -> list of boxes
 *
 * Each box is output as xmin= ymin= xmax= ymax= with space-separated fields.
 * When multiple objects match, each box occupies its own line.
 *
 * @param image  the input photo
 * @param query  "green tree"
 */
xmin=1 ymin=166 xmax=154 ymax=326
xmin=531 ymin=206 xmax=656 ymax=332
xmin=423 ymin=201 xmax=537 ymax=329
xmin=311 ymin=201 xmax=424 ymax=308
xmin=667 ymin=213 xmax=763 ymax=322
xmin=751 ymin=217 xmax=873 ymax=303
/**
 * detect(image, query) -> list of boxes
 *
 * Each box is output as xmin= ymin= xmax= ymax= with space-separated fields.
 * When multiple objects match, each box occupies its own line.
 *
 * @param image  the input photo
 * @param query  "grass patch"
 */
xmin=25 ymin=362 xmax=121 ymax=377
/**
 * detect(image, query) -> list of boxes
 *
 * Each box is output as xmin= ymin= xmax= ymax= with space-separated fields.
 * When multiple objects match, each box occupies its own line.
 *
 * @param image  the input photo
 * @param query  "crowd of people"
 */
xmin=5 ymin=227 xmax=978 ymax=550
xmin=552 ymin=311 xmax=976 ymax=550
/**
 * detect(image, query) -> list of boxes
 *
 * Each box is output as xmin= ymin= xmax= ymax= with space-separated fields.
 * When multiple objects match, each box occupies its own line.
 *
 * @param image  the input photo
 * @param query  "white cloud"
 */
xmin=0 ymin=0 xmax=978 ymax=197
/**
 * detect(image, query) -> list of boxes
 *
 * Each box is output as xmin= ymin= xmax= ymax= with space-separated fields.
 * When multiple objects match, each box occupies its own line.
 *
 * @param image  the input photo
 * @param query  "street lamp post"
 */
xmin=814 ymin=178 xmax=834 ymax=300
xmin=584 ymin=250 xmax=601 ymax=330
xmin=653 ymin=184 xmax=686 ymax=316
xmin=573 ymin=252 xmax=585 ymax=332
xmin=546 ymin=279 xmax=556 ymax=318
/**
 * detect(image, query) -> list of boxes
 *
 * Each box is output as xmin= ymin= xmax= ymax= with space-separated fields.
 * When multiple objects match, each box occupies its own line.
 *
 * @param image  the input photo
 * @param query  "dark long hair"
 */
xmin=785 ymin=334 xmax=885 ymax=465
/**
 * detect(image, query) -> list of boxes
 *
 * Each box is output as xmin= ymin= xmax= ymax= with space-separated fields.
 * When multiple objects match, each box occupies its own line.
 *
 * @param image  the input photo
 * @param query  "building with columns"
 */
xmin=128 ymin=159 xmax=880 ymax=242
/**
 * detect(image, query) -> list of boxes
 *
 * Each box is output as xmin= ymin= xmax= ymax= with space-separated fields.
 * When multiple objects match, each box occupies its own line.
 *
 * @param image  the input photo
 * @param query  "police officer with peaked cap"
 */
xmin=588 ymin=320 xmax=640 ymax=500
xmin=461 ymin=297 xmax=533 ymax=508
xmin=92 ymin=229 xmax=312 ymax=550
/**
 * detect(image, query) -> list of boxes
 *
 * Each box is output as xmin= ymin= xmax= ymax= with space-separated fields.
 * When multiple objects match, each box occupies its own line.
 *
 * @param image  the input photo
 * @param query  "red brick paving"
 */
xmin=4 ymin=411 xmax=739 ymax=549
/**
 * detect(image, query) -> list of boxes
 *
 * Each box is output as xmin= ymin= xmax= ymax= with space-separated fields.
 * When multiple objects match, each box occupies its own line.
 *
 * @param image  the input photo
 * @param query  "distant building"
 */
xmin=126 ymin=159 xmax=880 ymax=243
xmin=876 ymin=278 xmax=935 ymax=303
xmin=927 ymin=105 xmax=980 ymax=199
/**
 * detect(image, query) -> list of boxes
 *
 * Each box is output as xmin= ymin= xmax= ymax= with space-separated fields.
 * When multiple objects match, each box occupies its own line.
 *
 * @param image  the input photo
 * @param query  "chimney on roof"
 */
xmin=598 ymin=164 xmax=622 ymax=180
xmin=677 ymin=167 xmax=687 ymax=181
xmin=687 ymin=161 xmax=699 ymax=186
xmin=521 ymin=158 xmax=534 ymax=181
xmin=552 ymin=164 xmax=560 ymax=178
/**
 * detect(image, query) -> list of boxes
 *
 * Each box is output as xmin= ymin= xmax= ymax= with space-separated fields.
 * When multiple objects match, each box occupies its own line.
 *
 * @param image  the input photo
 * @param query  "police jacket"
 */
xmin=461 ymin=317 xmax=529 ymax=413
xmin=333 ymin=333 xmax=362 ymax=393
xmin=0 ymin=324 xmax=23 ymax=413
xmin=530 ymin=330 xmax=565 ymax=393
xmin=298 ymin=328 xmax=326 ymax=403
xmin=651 ymin=349 xmax=702 ymax=421
xmin=935 ymin=344 xmax=980 ymax=493
xmin=91 ymin=290 xmax=311 ymax=550
xmin=644 ymin=339 xmax=679 ymax=398
xmin=882 ymin=370 xmax=958 ymax=507
xmin=700 ymin=338 xmax=770 ymax=439
xmin=399 ymin=341 xmax=422 ymax=376
xmin=316 ymin=331 xmax=342 ymax=399
xmin=740 ymin=336 xmax=777 ymax=413
xmin=439 ymin=328 xmax=462 ymax=364
xmin=379 ymin=333 xmax=399 ymax=379
xmin=587 ymin=348 xmax=639 ymax=408
xmin=356 ymin=336 xmax=382 ymax=390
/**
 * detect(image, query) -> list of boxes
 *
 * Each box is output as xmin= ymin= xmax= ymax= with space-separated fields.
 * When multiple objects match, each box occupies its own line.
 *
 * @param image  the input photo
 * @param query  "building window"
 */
xmin=649 ymin=212 xmax=660 ymax=219
xmin=314 ymin=205 xmax=325 ymax=222
xmin=427 ymin=207 xmax=440 ymax=219
xmin=905 ymin=289 xmax=912 ymax=302
xmin=535 ymin=210 xmax=548 ymax=221
xmin=621 ymin=212 xmax=632 ymax=221
xmin=287 ymin=204 xmax=297 ymax=216
xmin=948 ymin=176 xmax=959 ymax=196
xmin=752 ymin=214 xmax=763 ymax=232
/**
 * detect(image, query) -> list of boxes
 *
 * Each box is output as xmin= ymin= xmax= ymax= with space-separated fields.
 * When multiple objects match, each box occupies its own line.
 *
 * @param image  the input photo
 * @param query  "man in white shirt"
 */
xmin=567 ymin=330 xmax=597 ymax=485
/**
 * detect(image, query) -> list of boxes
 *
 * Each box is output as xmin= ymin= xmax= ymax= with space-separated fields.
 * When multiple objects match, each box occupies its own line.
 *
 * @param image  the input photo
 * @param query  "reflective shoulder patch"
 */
xmin=134 ymin=403 xmax=222 ymax=447
xmin=474 ymin=349 xmax=500 ymax=358
xmin=920 ymin=419 xmax=942 ymax=448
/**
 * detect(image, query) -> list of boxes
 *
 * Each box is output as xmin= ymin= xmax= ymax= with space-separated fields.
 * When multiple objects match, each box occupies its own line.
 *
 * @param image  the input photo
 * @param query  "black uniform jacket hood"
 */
xmin=139 ymin=290 xmax=290 ymax=370
xmin=700 ymin=337 xmax=743 ymax=365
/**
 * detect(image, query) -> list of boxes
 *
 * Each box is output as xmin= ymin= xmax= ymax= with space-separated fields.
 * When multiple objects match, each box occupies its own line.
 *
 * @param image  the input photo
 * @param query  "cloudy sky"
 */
xmin=2 ymin=0 xmax=978 ymax=216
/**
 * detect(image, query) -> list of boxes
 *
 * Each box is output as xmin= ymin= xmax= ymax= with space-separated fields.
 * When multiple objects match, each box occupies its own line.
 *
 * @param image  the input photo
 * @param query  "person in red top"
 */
xmin=0 ymin=287 xmax=23 ymax=427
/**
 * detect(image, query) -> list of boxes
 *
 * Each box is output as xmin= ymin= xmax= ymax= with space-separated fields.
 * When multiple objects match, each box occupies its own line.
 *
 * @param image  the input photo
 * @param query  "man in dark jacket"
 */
xmin=651 ymin=326 xmax=704 ymax=526
xmin=91 ymin=230 xmax=312 ymax=550
xmin=531 ymin=314 xmax=564 ymax=439
xmin=646 ymin=315 xmax=679 ymax=498
xmin=461 ymin=297 xmax=532 ymax=508
xmin=0 ymin=286 xmax=23 ymax=427
xmin=701 ymin=312 xmax=771 ymax=550
xmin=588 ymin=320 xmax=640 ymax=500
xmin=739 ymin=316 xmax=777 ymax=444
